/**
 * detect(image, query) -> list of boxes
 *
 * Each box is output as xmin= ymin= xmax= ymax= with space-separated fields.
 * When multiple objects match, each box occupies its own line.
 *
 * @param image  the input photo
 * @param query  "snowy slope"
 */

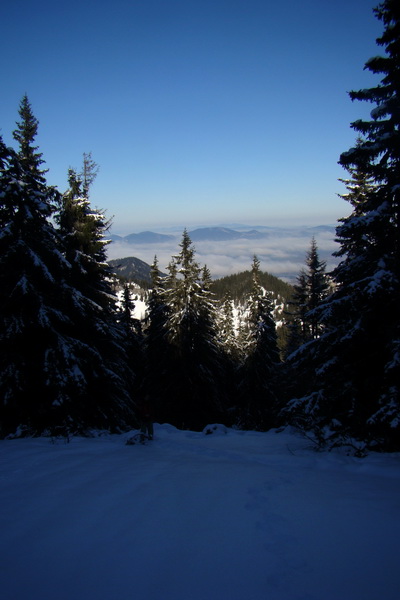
xmin=1 ymin=425 xmax=399 ymax=600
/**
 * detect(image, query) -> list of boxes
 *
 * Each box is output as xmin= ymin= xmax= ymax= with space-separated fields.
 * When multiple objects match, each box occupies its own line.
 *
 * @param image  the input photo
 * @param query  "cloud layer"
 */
xmin=106 ymin=228 xmax=339 ymax=282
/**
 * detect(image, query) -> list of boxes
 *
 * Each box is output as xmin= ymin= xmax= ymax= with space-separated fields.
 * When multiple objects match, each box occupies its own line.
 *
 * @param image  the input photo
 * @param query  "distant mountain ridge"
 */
xmin=188 ymin=227 xmax=267 ymax=241
xmin=109 ymin=225 xmax=336 ymax=244
xmin=109 ymin=231 xmax=175 ymax=244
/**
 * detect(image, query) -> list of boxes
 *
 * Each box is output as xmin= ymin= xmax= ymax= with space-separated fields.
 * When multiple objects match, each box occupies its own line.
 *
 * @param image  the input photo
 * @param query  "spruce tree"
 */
xmin=286 ymin=238 xmax=329 ymax=347
xmin=217 ymin=291 xmax=242 ymax=361
xmin=163 ymin=231 xmax=226 ymax=429
xmin=143 ymin=256 xmax=174 ymax=422
xmin=13 ymin=95 xmax=48 ymax=188
xmin=0 ymin=99 xmax=83 ymax=435
xmin=333 ymin=0 xmax=400 ymax=448
xmin=238 ymin=256 xmax=280 ymax=430
xmin=305 ymin=238 xmax=329 ymax=339
xmin=56 ymin=166 xmax=136 ymax=430
xmin=285 ymin=1 xmax=400 ymax=450
xmin=285 ymin=269 xmax=309 ymax=352
xmin=117 ymin=283 xmax=143 ymax=384
xmin=118 ymin=283 xmax=139 ymax=336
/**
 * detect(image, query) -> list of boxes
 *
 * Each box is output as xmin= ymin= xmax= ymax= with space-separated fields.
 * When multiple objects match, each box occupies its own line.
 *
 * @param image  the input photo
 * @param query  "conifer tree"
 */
xmin=286 ymin=238 xmax=329 ymax=349
xmin=117 ymin=282 xmax=143 ymax=377
xmin=163 ymin=231 xmax=226 ymax=429
xmin=118 ymin=283 xmax=138 ymax=336
xmin=217 ymin=291 xmax=242 ymax=360
xmin=0 ymin=98 xmax=84 ymax=435
xmin=285 ymin=269 xmax=309 ymax=352
xmin=213 ymin=290 xmax=246 ymax=422
xmin=56 ymin=166 xmax=136 ymax=430
xmin=80 ymin=151 xmax=99 ymax=199
xmin=337 ymin=138 xmax=376 ymax=211
xmin=305 ymin=238 xmax=329 ymax=339
xmin=285 ymin=0 xmax=400 ymax=450
xmin=143 ymin=256 xmax=174 ymax=422
xmin=238 ymin=256 xmax=280 ymax=429
xmin=13 ymin=95 xmax=49 ymax=188
xmin=285 ymin=238 xmax=329 ymax=356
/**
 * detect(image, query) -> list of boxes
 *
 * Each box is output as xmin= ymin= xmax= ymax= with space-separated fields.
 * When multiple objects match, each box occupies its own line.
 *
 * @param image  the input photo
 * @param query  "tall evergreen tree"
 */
xmin=163 ymin=231 xmax=226 ymax=429
xmin=286 ymin=238 xmax=329 ymax=349
xmin=13 ymin=95 xmax=48 ymax=187
xmin=305 ymin=237 xmax=329 ymax=339
xmin=0 ymin=98 xmax=85 ymax=435
xmin=238 ymin=256 xmax=280 ymax=430
xmin=282 ymin=239 xmax=329 ymax=362
xmin=216 ymin=291 xmax=242 ymax=360
xmin=143 ymin=256 xmax=174 ymax=422
xmin=56 ymin=166 xmax=136 ymax=430
xmin=285 ymin=269 xmax=309 ymax=354
xmin=284 ymin=1 xmax=400 ymax=450
xmin=118 ymin=283 xmax=139 ymax=336
xmin=117 ymin=282 xmax=143 ymax=383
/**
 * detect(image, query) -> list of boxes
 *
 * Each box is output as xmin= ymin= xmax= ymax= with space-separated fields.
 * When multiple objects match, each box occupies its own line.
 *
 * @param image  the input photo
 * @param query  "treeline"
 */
xmin=109 ymin=256 xmax=293 ymax=304
xmin=1 ymin=0 xmax=399 ymax=451
xmin=112 ymin=260 xmax=294 ymax=356
xmin=210 ymin=270 xmax=293 ymax=304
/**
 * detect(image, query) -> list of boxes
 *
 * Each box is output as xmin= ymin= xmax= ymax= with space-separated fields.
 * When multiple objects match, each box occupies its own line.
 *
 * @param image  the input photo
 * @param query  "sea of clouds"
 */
xmin=106 ymin=226 xmax=339 ymax=282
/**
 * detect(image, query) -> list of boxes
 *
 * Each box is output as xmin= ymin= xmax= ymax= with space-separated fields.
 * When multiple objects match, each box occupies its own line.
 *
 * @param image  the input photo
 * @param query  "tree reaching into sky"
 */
xmin=161 ymin=230 xmax=227 ymax=429
xmin=80 ymin=151 xmax=99 ymax=199
xmin=0 ymin=98 xmax=84 ymax=435
xmin=284 ymin=0 xmax=400 ymax=451
xmin=57 ymin=167 xmax=113 ymax=309
xmin=13 ymin=95 xmax=47 ymax=185
xmin=56 ymin=166 xmax=136 ymax=431
xmin=334 ymin=0 xmax=400 ymax=447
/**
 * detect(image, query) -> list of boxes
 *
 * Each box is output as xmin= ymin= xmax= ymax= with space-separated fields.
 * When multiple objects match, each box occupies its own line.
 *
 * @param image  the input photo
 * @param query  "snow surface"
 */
xmin=1 ymin=424 xmax=399 ymax=600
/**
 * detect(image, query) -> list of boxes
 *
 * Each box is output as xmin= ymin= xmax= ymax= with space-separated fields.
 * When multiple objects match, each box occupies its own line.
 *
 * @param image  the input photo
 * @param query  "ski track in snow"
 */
xmin=1 ymin=425 xmax=399 ymax=600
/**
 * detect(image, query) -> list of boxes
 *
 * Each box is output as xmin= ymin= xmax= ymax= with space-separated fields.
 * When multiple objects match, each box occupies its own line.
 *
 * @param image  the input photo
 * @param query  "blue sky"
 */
xmin=1 ymin=0 xmax=381 ymax=234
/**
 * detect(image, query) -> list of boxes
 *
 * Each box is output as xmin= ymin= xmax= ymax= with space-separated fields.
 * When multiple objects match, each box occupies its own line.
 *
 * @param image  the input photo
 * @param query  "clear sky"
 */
xmin=1 ymin=0 xmax=382 ymax=234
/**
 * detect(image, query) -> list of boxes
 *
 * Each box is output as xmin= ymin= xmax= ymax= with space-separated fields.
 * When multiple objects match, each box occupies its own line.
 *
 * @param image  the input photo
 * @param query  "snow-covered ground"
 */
xmin=1 ymin=424 xmax=399 ymax=600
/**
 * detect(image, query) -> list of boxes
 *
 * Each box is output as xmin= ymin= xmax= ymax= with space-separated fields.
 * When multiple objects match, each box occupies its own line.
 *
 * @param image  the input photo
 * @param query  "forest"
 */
xmin=0 ymin=0 xmax=399 ymax=453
